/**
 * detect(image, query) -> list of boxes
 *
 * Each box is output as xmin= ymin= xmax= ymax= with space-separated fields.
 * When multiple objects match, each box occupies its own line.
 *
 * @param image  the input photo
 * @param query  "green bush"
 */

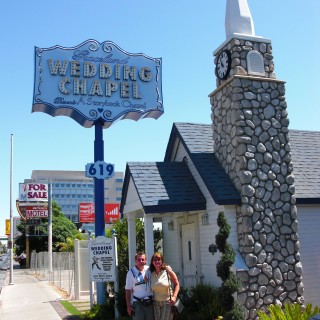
xmin=80 ymin=299 xmax=114 ymax=320
xmin=223 ymin=302 xmax=246 ymax=320
xmin=257 ymin=302 xmax=319 ymax=320
xmin=175 ymin=284 xmax=224 ymax=320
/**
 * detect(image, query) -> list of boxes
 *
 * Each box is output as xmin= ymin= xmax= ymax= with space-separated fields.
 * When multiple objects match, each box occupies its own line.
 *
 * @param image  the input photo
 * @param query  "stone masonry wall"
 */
xmin=210 ymin=39 xmax=304 ymax=319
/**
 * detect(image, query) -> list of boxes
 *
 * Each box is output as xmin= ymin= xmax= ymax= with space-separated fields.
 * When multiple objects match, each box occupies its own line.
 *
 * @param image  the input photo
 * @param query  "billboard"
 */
xmin=79 ymin=203 xmax=95 ymax=223
xmin=32 ymin=40 xmax=163 ymax=128
xmin=19 ymin=183 xmax=48 ymax=202
xmin=78 ymin=203 xmax=120 ymax=224
xmin=105 ymin=203 xmax=120 ymax=224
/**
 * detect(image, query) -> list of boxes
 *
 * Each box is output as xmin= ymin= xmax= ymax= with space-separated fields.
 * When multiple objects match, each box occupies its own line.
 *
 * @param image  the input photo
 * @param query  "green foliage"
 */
xmin=216 ymin=212 xmax=231 ymax=252
xmin=174 ymin=284 xmax=224 ymax=320
xmin=59 ymin=300 xmax=81 ymax=315
xmin=257 ymin=303 xmax=320 ymax=320
xmin=215 ymin=211 xmax=245 ymax=320
xmin=15 ymin=201 xmax=79 ymax=255
xmin=223 ymin=302 xmax=246 ymax=320
xmin=216 ymin=243 xmax=235 ymax=281
xmin=57 ymin=233 xmax=87 ymax=252
xmin=80 ymin=299 xmax=114 ymax=320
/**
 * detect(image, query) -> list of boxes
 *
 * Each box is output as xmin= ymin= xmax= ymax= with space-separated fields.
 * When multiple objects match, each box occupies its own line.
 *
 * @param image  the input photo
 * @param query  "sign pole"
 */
xmin=94 ymin=121 xmax=106 ymax=304
xmin=48 ymin=183 xmax=53 ymax=273
xmin=9 ymin=134 xmax=14 ymax=285
xmin=113 ymin=231 xmax=119 ymax=320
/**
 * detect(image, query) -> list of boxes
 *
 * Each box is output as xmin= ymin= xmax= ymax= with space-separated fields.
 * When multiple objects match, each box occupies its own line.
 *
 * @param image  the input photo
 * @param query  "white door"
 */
xmin=181 ymin=223 xmax=197 ymax=287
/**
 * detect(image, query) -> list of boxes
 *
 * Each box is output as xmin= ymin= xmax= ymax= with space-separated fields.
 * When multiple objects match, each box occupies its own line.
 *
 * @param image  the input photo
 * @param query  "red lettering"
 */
xmin=28 ymin=184 xmax=47 ymax=191
xmin=28 ymin=191 xmax=47 ymax=199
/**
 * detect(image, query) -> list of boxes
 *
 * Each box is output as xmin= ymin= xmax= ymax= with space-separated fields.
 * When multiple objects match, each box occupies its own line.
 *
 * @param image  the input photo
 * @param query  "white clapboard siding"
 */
xmin=173 ymin=142 xmax=239 ymax=287
xmin=297 ymin=205 xmax=320 ymax=306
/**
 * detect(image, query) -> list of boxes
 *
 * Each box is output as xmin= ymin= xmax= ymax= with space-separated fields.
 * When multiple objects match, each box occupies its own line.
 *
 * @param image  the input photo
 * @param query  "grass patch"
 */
xmin=60 ymin=300 xmax=82 ymax=315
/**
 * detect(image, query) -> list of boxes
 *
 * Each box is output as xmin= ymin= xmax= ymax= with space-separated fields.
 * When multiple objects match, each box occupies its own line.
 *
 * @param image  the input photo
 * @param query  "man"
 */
xmin=125 ymin=252 xmax=154 ymax=319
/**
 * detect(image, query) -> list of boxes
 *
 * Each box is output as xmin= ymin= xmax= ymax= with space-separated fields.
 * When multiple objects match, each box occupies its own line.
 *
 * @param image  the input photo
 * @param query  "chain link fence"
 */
xmin=30 ymin=251 xmax=75 ymax=297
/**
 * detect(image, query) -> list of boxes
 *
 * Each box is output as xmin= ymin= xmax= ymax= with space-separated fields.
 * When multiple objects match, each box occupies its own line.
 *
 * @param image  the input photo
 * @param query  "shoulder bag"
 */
xmin=166 ymin=271 xmax=184 ymax=315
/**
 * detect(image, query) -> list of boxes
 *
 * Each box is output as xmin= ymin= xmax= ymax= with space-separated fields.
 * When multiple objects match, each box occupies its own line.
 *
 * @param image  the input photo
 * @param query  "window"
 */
xmin=116 ymin=188 xmax=122 ymax=191
xmin=116 ymin=179 xmax=123 ymax=183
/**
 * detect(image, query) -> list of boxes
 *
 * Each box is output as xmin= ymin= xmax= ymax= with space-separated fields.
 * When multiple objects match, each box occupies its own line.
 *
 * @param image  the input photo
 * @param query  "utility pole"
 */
xmin=48 ymin=183 xmax=53 ymax=273
xmin=9 ymin=134 xmax=14 ymax=285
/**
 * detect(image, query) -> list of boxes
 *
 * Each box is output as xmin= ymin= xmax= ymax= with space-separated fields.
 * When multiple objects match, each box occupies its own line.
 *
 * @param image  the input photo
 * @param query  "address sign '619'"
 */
xmin=32 ymin=40 xmax=163 ymax=128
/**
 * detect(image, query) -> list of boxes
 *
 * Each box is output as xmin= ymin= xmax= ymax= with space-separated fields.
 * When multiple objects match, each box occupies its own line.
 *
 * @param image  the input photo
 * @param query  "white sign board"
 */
xmin=89 ymin=236 xmax=115 ymax=282
xmin=19 ymin=183 xmax=49 ymax=202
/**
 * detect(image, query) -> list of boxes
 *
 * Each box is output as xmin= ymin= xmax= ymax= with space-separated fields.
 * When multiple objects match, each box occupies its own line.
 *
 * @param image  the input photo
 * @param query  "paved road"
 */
xmin=0 ymin=254 xmax=9 ymax=294
xmin=0 ymin=254 xmax=9 ymax=270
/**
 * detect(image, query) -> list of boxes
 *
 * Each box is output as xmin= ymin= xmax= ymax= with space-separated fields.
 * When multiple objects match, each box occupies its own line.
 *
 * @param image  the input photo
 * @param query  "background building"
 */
xmin=25 ymin=170 xmax=123 ymax=223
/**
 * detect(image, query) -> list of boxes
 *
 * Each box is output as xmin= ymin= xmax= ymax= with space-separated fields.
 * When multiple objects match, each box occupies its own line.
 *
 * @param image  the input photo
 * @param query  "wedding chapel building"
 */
xmin=120 ymin=1 xmax=320 ymax=318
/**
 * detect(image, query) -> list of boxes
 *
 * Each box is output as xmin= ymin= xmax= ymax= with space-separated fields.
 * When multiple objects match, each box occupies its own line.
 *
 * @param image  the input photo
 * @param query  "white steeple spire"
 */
xmin=225 ymin=0 xmax=255 ymax=40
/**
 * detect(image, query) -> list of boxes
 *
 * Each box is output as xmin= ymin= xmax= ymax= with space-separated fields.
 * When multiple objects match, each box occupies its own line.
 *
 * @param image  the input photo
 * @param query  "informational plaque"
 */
xmin=89 ymin=236 xmax=116 ymax=282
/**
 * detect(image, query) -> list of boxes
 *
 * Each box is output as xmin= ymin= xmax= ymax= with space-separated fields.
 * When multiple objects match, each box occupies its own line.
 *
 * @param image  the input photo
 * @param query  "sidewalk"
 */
xmin=0 ymin=265 xmax=72 ymax=320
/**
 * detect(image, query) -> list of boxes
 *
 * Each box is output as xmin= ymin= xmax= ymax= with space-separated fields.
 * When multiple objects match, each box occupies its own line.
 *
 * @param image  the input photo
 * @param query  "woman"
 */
xmin=150 ymin=252 xmax=180 ymax=320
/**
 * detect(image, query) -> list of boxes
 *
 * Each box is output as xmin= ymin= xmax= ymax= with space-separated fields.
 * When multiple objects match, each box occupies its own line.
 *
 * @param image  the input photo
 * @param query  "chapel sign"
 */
xmin=32 ymin=40 xmax=163 ymax=128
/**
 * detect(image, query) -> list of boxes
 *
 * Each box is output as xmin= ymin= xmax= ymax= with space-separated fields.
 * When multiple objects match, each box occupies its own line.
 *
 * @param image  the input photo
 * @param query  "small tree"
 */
xmin=57 ymin=233 xmax=87 ymax=252
xmin=15 ymin=201 xmax=79 ymax=255
xmin=215 ymin=211 xmax=245 ymax=320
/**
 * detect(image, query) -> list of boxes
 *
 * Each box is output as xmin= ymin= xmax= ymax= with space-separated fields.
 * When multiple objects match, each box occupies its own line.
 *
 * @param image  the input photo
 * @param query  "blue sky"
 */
xmin=1 ymin=0 xmax=320 ymax=237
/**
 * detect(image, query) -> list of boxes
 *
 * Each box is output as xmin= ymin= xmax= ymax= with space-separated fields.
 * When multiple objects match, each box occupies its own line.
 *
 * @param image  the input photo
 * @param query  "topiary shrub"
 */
xmin=215 ymin=211 xmax=245 ymax=320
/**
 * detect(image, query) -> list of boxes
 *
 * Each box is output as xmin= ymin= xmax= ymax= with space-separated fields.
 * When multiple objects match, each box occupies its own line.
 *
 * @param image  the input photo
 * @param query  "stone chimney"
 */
xmin=209 ymin=1 xmax=304 ymax=318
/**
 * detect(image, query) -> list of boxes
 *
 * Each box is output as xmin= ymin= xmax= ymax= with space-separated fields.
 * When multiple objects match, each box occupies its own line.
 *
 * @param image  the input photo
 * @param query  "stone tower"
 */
xmin=209 ymin=0 xmax=304 ymax=318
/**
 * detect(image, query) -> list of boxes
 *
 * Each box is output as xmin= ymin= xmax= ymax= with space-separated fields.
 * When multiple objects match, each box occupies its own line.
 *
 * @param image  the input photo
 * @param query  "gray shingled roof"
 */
xmin=168 ymin=123 xmax=320 ymax=204
xmin=125 ymin=162 xmax=206 ymax=214
xmin=165 ymin=123 xmax=241 ymax=205
xmin=289 ymin=130 xmax=320 ymax=203
xmin=121 ymin=123 xmax=320 ymax=214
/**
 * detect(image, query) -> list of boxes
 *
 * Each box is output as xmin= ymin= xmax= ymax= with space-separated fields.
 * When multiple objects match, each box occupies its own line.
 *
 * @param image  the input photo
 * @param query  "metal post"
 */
xmin=9 ymin=134 xmax=14 ymax=285
xmin=94 ymin=122 xmax=106 ymax=304
xmin=113 ymin=232 xmax=119 ymax=320
xmin=48 ymin=183 xmax=53 ymax=273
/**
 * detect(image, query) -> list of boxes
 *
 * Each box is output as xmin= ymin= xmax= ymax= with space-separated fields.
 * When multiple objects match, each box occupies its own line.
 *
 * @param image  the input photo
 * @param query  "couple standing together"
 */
xmin=125 ymin=252 xmax=180 ymax=320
